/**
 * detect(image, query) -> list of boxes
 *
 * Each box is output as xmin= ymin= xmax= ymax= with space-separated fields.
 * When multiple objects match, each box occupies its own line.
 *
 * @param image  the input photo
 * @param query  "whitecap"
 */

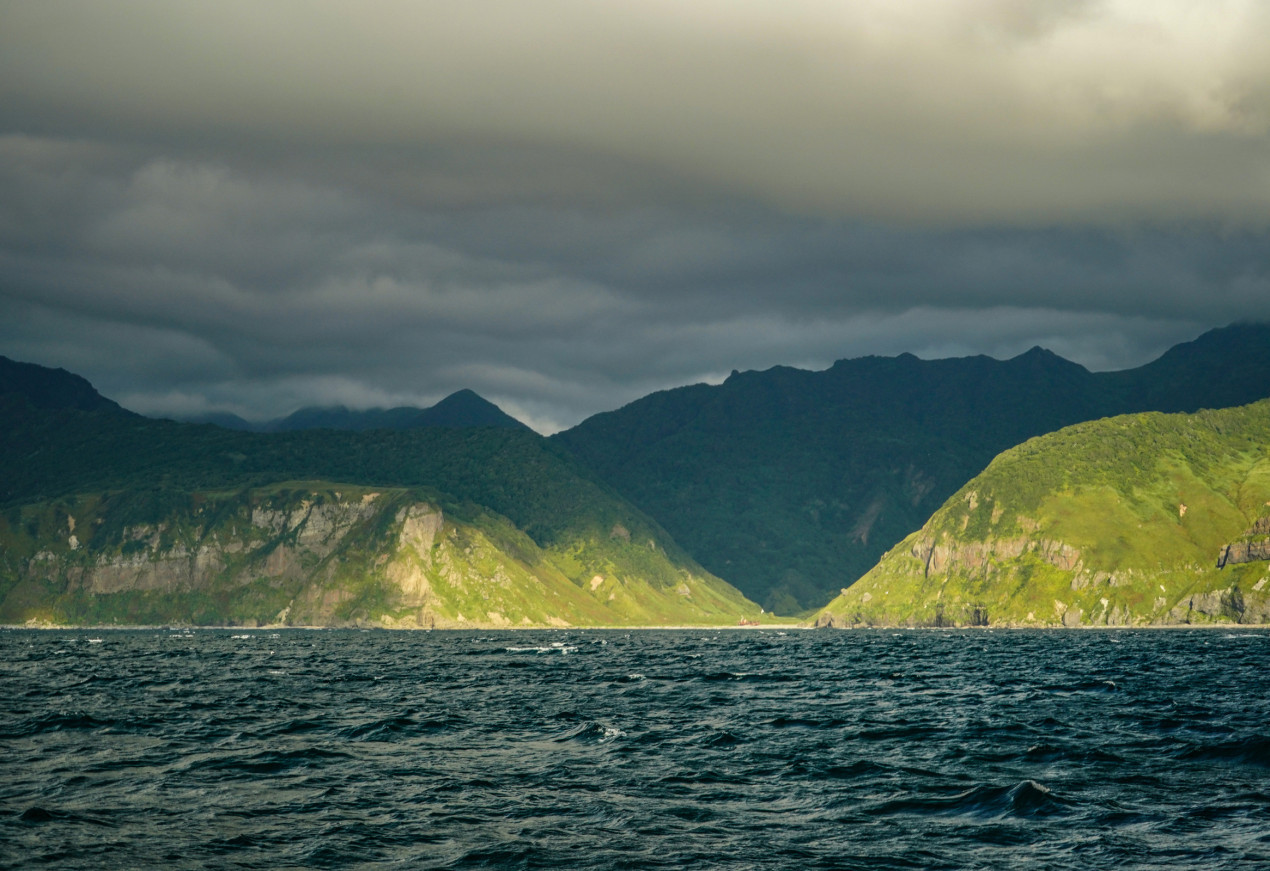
xmin=505 ymin=645 xmax=577 ymax=654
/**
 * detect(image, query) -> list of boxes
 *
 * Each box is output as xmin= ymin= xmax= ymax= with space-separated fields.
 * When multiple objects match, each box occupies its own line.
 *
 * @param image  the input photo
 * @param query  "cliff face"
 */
xmin=1216 ymin=517 xmax=1270 ymax=568
xmin=556 ymin=324 xmax=1270 ymax=613
xmin=1 ymin=483 xmax=759 ymax=628
xmin=911 ymin=534 xmax=1082 ymax=577
xmin=814 ymin=527 xmax=1270 ymax=629
xmin=813 ymin=401 xmax=1270 ymax=628
xmin=0 ymin=359 xmax=766 ymax=628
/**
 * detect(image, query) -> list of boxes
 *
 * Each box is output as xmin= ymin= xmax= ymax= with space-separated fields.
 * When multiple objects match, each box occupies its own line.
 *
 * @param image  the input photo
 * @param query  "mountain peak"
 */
xmin=259 ymin=389 xmax=527 ymax=432
xmin=1012 ymin=345 xmax=1059 ymax=362
xmin=1007 ymin=345 xmax=1090 ymax=375
xmin=419 ymin=390 xmax=527 ymax=429
xmin=1152 ymin=322 xmax=1270 ymax=363
xmin=0 ymin=355 xmax=123 ymax=414
xmin=1127 ymin=322 xmax=1270 ymax=413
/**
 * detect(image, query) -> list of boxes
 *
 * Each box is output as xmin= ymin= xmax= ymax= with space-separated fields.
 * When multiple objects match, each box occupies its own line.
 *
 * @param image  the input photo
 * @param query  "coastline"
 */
xmin=6 ymin=621 xmax=1268 ymax=631
xmin=1 ymin=621 xmax=806 ymax=631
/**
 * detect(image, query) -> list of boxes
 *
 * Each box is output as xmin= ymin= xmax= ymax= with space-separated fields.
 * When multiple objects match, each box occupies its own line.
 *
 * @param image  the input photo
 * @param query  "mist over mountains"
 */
xmin=175 ymin=389 xmax=528 ymax=433
xmin=0 ymin=356 xmax=754 ymax=628
xmin=4 ymin=322 xmax=1270 ymax=620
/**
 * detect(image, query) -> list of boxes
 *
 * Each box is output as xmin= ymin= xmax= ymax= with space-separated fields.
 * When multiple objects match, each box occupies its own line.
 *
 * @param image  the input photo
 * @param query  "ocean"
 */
xmin=3 ymin=628 xmax=1269 ymax=869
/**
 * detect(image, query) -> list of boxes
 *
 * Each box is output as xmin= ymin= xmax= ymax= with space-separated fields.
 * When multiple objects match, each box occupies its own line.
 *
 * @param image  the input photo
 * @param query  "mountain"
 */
xmin=813 ymin=400 xmax=1270 ymax=628
xmin=0 ymin=362 xmax=759 ymax=628
xmin=555 ymin=323 xmax=1270 ymax=614
xmin=179 ymin=389 xmax=527 ymax=433
xmin=413 ymin=389 xmax=527 ymax=429
xmin=178 ymin=410 xmax=257 ymax=430
xmin=0 ymin=355 xmax=125 ymax=414
xmin=269 ymin=389 xmax=527 ymax=432
xmin=2 ymin=482 xmax=757 ymax=628
xmin=1101 ymin=322 xmax=1270 ymax=412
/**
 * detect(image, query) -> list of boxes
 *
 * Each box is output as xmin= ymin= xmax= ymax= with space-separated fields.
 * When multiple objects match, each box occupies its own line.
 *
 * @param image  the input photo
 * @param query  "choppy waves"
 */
xmin=3 ymin=629 xmax=1270 ymax=869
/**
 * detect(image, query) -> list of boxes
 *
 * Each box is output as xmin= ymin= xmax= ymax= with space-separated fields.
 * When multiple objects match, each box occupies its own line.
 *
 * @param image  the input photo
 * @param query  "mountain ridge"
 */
xmin=812 ymin=399 xmax=1270 ymax=628
xmin=0 ymin=355 xmax=127 ymax=414
xmin=9 ymin=322 xmax=1270 ymax=620
xmin=0 ymin=363 xmax=760 ymax=628
xmin=175 ymin=388 xmax=526 ymax=433
xmin=555 ymin=322 xmax=1270 ymax=612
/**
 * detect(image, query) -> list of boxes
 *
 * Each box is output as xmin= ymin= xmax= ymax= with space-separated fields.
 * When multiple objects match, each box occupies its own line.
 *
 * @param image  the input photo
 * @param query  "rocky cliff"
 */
xmin=1 ymin=358 xmax=767 ymax=627
xmin=1216 ymin=516 xmax=1270 ymax=568
xmin=2 ymin=483 xmax=760 ymax=628
xmin=813 ymin=401 xmax=1270 ymax=628
xmin=556 ymin=323 xmax=1270 ymax=614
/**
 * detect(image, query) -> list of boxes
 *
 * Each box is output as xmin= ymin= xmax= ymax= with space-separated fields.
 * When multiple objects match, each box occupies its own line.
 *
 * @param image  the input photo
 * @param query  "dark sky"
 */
xmin=2 ymin=2 xmax=1269 ymax=432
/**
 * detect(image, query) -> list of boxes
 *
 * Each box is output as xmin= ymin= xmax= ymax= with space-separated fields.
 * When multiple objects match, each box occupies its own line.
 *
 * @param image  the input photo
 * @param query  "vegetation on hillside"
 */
xmin=1 ymin=482 xmax=759 ymax=628
xmin=556 ymin=324 xmax=1270 ymax=613
xmin=814 ymin=400 xmax=1270 ymax=628
xmin=0 ymin=372 xmax=761 ymax=627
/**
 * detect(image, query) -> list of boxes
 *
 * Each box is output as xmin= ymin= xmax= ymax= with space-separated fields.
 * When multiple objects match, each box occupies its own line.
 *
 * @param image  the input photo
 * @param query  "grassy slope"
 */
xmin=555 ymin=354 xmax=1085 ymax=614
xmin=1 ymin=483 xmax=757 ymax=628
xmin=814 ymin=400 xmax=1270 ymax=627
xmin=555 ymin=324 xmax=1270 ymax=615
xmin=0 ymin=395 xmax=760 ymax=627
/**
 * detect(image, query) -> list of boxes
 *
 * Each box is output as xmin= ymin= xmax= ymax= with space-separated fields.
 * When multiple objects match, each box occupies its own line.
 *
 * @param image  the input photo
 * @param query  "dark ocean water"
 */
xmin=3 ymin=628 xmax=1270 ymax=870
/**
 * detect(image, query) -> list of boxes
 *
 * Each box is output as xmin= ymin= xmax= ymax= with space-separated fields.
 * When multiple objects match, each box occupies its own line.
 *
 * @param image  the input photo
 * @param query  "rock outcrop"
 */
xmin=911 ymin=534 xmax=1081 ymax=577
xmin=2 ymin=484 xmax=760 ymax=628
xmin=1217 ymin=517 xmax=1270 ymax=568
xmin=812 ymin=400 xmax=1270 ymax=629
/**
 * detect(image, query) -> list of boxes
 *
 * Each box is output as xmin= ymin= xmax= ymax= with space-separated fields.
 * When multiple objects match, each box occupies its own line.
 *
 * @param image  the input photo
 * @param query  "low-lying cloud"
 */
xmin=1 ymin=2 xmax=1267 ymax=430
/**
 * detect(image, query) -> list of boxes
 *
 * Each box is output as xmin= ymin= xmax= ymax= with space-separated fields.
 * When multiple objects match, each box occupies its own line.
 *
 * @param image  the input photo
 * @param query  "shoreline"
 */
xmin=0 ymin=622 xmax=807 ymax=631
xmin=6 ymin=622 xmax=1269 ymax=632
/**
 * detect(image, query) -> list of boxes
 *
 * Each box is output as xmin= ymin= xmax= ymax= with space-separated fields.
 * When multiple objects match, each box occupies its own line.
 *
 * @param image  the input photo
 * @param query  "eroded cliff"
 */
xmin=814 ymin=401 xmax=1270 ymax=628
xmin=1 ymin=483 xmax=759 ymax=627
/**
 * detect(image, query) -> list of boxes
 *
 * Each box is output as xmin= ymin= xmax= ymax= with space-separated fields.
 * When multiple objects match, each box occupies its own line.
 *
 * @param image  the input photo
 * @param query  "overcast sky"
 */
xmin=2 ymin=1 xmax=1269 ymax=432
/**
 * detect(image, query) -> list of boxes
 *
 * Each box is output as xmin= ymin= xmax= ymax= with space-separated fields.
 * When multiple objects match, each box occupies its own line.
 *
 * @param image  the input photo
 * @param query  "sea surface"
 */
xmin=3 ymin=628 xmax=1270 ymax=870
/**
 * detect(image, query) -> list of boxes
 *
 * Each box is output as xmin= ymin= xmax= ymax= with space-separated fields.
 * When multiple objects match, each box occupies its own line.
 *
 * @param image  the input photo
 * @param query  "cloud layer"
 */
xmin=1 ymin=2 xmax=1268 ymax=430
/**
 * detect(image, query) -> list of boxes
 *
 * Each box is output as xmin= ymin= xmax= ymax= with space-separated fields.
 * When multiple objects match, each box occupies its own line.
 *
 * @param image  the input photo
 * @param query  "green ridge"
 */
xmin=0 ymin=376 xmax=761 ymax=628
xmin=556 ymin=323 xmax=1270 ymax=613
xmin=813 ymin=400 xmax=1270 ymax=628
xmin=1 ymin=483 xmax=757 ymax=628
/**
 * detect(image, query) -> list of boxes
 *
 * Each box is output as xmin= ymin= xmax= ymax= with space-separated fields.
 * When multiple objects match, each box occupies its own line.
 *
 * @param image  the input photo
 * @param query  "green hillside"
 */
xmin=813 ymin=400 xmax=1270 ymax=628
xmin=556 ymin=323 xmax=1270 ymax=614
xmin=0 ymin=371 xmax=760 ymax=628
xmin=2 ymin=482 xmax=755 ymax=628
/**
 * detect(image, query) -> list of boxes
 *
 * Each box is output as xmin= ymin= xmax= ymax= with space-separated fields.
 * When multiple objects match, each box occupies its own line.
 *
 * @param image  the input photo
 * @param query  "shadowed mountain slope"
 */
xmin=555 ymin=323 xmax=1270 ymax=613
xmin=0 ymin=355 xmax=125 ymax=414
xmin=0 ymin=364 xmax=757 ymax=628
xmin=814 ymin=399 xmax=1270 ymax=628
xmin=179 ymin=388 xmax=527 ymax=433
xmin=267 ymin=389 xmax=527 ymax=432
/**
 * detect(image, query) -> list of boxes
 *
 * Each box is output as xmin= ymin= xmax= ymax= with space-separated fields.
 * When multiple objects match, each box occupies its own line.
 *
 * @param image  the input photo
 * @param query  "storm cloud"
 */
xmin=1 ymin=1 xmax=1268 ymax=431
